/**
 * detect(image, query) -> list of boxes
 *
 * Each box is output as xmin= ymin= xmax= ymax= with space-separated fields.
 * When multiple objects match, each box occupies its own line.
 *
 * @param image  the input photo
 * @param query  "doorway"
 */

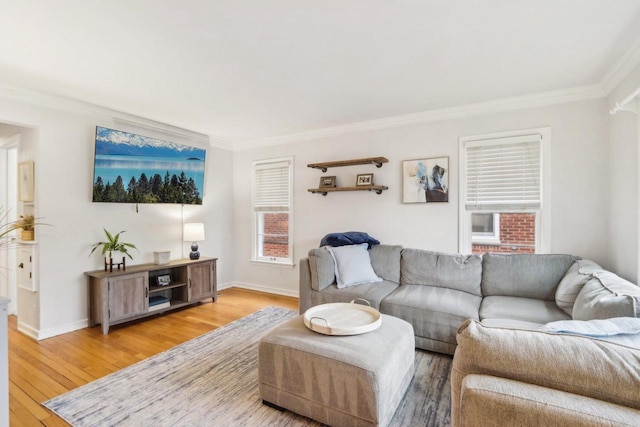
xmin=0 ymin=134 xmax=20 ymax=315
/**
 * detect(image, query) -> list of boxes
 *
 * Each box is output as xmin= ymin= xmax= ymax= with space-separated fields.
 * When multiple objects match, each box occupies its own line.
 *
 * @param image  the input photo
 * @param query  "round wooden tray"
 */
xmin=303 ymin=301 xmax=382 ymax=335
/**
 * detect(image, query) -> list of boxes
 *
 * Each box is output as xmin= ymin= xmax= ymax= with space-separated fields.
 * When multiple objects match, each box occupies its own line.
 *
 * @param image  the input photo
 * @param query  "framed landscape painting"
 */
xmin=402 ymin=157 xmax=449 ymax=203
xmin=92 ymin=127 xmax=207 ymax=205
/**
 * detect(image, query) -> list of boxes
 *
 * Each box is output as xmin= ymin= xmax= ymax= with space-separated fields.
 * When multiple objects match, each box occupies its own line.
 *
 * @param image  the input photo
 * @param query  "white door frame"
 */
xmin=0 ymin=134 xmax=20 ymax=315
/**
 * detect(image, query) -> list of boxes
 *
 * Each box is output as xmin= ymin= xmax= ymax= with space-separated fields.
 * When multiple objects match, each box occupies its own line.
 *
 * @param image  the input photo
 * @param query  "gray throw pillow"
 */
xmin=573 ymin=272 xmax=640 ymax=320
xmin=555 ymin=259 xmax=602 ymax=316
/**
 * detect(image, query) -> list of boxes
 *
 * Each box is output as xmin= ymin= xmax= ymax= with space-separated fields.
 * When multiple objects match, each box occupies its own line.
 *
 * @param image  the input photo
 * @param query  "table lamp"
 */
xmin=184 ymin=223 xmax=205 ymax=260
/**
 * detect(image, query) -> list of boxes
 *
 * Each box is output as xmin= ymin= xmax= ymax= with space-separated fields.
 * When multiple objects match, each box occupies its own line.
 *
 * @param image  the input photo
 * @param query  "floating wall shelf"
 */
xmin=307 ymin=157 xmax=389 ymax=172
xmin=307 ymin=156 xmax=389 ymax=196
xmin=308 ymin=185 xmax=389 ymax=196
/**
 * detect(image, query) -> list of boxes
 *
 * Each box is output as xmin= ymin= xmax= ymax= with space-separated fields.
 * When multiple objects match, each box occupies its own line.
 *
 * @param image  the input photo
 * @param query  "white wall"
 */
xmin=0 ymin=81 xmax=632 ymax=337
xmin=0 ymin=95 xmax=235 ymax=338
xmin=233 ymin=98 xmax=611 ymax=296
xmin=607 ymin=62 xmax=640 ymax=283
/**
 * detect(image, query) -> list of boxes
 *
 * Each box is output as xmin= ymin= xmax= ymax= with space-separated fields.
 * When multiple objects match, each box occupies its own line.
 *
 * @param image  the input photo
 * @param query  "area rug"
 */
xmin=44 ymin=306 xmax=451 ymax=426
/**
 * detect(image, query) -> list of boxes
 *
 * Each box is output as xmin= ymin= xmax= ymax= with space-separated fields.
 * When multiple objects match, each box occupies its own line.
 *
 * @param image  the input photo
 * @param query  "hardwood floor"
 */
xmin=7 ymin=288 xmax=299 ymax=426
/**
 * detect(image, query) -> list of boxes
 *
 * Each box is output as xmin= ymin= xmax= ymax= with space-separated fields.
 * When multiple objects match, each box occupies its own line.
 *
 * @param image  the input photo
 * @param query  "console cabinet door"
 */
xmin=108 ymin=272 xmax=148 ymax=322
xmin=188 ymin=262 xmax=213 ymax=301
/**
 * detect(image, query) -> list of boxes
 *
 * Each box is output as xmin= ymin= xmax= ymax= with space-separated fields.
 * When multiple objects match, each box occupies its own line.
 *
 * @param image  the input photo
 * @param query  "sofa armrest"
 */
xmin=452 ymin=320 xmax=640 ymax=426
xmin=458 ymin=374 xmax=640 ymax=427
xmin=299 ymin=258 xmax=312 ymax=314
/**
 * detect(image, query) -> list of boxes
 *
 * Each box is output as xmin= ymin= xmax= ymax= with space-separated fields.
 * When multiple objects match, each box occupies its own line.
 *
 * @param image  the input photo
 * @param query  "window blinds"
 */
xmin=254 ymin=161 xmax=291 ymax=212
xmin=465 ymin=134 xmax=541 ymax=211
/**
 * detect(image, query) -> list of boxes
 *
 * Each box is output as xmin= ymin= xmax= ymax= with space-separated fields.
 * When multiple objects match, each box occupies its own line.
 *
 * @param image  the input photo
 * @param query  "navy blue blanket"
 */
xmin=320 ymin=232 xmax=380 ymax=249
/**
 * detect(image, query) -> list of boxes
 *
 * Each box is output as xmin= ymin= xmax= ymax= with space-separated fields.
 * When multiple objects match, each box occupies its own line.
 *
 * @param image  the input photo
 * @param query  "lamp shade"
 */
xmin=184 ymin=223 xmax=205 ymax=242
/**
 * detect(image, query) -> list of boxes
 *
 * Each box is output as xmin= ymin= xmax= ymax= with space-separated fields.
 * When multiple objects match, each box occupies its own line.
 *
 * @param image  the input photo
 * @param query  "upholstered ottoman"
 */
xmin=258 ymin=314 xmax=415 ymax=427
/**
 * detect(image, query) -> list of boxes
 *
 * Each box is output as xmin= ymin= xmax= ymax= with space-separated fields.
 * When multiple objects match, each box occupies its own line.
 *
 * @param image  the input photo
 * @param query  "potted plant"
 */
xmin=90 ymin=229 xmax=138 ymax=271
xmin=0 ymin=208 xmax=22 ymax=248
xmin=18 ymin=214 xmax=35 ymax=241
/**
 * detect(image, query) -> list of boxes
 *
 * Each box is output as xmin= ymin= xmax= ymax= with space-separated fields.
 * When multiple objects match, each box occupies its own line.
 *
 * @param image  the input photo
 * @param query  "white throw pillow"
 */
xmin=326 ymin=243 xmax=383 ymax=289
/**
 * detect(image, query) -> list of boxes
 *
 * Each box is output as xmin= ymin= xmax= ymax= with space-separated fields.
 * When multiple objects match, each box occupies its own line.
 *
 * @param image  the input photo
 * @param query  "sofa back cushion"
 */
xmin=481 ymin=253 xmax=577 ymax=300
xmin=400 ymin=249 xmax=482 ymax=296
xmin=308 ymin=247 xmax=335 ymax=291
xmin=573 ymin=272 xmax=640 ymax=320
xmin=555 ymin=259 xmax=602 ymax=316
xmin=453 ymin=320 xmax=640 ymax=416
xmin=369 ymin=244 xmax=402 ymax=283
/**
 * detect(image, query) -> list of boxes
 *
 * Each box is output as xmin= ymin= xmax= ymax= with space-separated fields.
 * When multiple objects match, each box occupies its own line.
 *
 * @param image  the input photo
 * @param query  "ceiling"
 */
xmin=1 ymin=1 xmax=640 ymax=148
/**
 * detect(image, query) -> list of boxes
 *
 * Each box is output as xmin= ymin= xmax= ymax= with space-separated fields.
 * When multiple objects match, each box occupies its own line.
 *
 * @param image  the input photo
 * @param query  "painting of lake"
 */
xmin=92 ymin=126 xmax=206 ymax=205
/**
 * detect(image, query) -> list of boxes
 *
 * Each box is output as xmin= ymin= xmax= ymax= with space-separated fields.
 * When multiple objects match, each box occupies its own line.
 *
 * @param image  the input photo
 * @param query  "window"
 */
xmin=252 ymin=157 xmax=293 ymax=265
xmin=459 ymin=128 xmax=550 ymax=254
xmin=471 ymin=213 xmax=500 ymax=244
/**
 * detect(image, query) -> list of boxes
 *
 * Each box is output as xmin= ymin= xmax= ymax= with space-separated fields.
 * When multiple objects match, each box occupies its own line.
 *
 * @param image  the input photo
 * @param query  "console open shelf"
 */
xmin=86 ymin=257 xmax=217 ymax=334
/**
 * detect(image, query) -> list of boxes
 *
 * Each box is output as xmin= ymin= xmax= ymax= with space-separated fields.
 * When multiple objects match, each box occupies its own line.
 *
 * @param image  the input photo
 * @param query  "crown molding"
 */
xmin=601 ymin=37 xmax=640 ymax=95
xmin=0 ymin=82 xmax=234 ymax=150
xmin=0 ymin=78 xmax=612 ymax=153
xmin=234 ymin=84 xmax=605 ymax=151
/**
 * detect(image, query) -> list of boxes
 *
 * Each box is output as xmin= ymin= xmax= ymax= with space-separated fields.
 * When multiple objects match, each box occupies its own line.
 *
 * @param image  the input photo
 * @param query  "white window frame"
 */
xmin=471 ymin=213 xmax=501 ymax=245
xmin=251 ymin=157 xmax=294 ymax=266
xmin=459 ymin=128 xmax=551 ymax=254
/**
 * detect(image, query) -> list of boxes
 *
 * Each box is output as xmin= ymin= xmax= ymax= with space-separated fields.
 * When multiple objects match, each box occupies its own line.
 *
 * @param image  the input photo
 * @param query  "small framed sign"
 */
xmin=18 ymin=161 xmax=35 ymax=202
xmin=319 ymin=176 xmax=337 ymax=188
xmin=157 ymin=274 xmax=171 ymax=287
xmin=356 ymin=173 xmax=374 ymax=186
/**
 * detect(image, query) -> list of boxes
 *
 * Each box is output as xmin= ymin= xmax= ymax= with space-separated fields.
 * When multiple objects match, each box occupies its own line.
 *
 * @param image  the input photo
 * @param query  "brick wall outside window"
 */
xmin=262 ymin=213 xmax=289 ymax=257
xmin=472 ymin=213 xmax=535 ymax=254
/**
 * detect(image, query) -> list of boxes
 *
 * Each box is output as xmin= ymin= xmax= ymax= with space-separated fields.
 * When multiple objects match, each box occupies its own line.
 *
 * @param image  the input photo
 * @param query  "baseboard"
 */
xmin=18 ymin=285 xmax=295 ymax=340
xmin=19 ymin=318 xmax=89 ymax=340
xmin=223 ymin=281 xmax=299 ymax=298
xmin=17 ymin=320 xmax=39 ymax=340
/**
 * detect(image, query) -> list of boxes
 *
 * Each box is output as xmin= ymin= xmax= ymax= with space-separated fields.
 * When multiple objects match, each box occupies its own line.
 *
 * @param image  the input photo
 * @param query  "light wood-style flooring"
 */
xmin=8 ymin=288 xmax=299 ymax=426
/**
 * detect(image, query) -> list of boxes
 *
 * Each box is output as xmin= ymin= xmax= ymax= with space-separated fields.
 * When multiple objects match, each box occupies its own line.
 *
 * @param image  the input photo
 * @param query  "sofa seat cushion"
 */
xmin=310 ymin=280 xmax=399 ymax=311
xmin=480 ymin=318 xmax=544 ymax=329
xmin=481 ymin=253 xmax=577 ymax=300
xmin=480 ymin=296 xmax=570 ymax=324
xmin=573 ymin=272 xmax=640 ymax=320
xmin=381 ymin=284 xmax=482 ymax=346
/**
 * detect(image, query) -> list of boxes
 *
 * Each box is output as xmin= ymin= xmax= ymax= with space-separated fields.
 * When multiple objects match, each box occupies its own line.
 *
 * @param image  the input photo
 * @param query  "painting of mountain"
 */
xmin=92 ymin=126 xmax=206 ymax=205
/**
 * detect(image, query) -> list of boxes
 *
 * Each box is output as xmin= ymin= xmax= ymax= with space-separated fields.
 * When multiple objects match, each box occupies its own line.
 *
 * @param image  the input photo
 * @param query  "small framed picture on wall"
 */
xmin=356 ymin=173 xmax=373 ymax=186
xmin=319 ymin=176 xmax=336 ymax=188
xmin=18 ymin=161 xmax=35 ymax=202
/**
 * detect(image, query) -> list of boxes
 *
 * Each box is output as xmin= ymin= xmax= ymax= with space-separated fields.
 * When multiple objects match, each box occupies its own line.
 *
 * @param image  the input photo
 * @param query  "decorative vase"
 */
xmin=21 ymin=230 xmax=34 ymax=241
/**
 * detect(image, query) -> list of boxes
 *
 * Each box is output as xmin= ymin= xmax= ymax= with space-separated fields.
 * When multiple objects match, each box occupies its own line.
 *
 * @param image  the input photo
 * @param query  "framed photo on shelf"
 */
xmin=319 ymin=176 xmax=337 ymax=188
xmin=18 ymin=161 xmax=35 ymax=202
xmin=156 ymin=274 xmax=171 ymax=287
xmin=402 ymin=156 xmax=449 ymax=203
xmin=356 ymin=173 xmax=374 ymax=186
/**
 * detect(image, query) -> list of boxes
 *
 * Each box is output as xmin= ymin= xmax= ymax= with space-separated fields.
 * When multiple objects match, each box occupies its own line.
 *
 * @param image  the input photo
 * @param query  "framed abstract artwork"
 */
xmin=402 ymin=157 xmax=449 ymax=203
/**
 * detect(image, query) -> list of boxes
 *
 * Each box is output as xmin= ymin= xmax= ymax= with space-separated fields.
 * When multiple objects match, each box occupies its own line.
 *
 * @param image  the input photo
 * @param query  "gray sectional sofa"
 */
xmin=299 ymin=244 xmax=640 ymax=355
